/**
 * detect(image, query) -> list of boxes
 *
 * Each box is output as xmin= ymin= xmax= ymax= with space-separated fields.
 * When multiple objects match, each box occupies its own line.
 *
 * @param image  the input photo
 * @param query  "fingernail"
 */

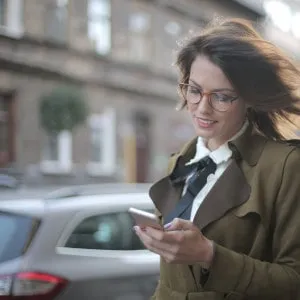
xmin=133 ymin=226 xmax=138 ymax=232
xmin=164 ymin=222 xmax=172 ymax=229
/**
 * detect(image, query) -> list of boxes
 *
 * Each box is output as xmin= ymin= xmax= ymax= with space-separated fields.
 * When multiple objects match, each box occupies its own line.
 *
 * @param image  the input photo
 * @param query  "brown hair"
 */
xmin=175 ymin=18 xmax=300 ymax=141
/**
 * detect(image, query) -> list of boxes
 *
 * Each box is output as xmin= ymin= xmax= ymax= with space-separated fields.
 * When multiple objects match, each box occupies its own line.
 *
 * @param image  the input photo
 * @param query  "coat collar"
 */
xmin=168 ymin=124 xmax=267 ymax=175
xmin=228 ymin=125 xmax=267 ymax=166
xmin=149 ymin=123 xmax=267 ymax=230
xmin=167 ymin=137 xmax=198 ymax=175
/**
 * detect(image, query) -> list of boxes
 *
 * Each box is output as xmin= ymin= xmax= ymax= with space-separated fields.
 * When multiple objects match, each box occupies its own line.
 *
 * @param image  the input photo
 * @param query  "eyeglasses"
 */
xmin=178 ymin=83 xmax=239 ymax=112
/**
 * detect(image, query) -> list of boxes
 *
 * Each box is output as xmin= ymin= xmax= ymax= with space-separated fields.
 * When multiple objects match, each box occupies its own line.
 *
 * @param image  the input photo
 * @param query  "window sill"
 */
xmin=40 ymin=161 xmax=72 ymax=175
xmin=86 ymin=162 xmax=116 ymax=177
xmin=0 ymin=26 xmax=23 ymax=39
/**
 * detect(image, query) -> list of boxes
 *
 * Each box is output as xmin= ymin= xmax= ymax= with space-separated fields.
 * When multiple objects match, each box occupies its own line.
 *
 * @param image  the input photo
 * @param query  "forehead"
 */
xmin=189 ymin=55 xmax=233 ymax=90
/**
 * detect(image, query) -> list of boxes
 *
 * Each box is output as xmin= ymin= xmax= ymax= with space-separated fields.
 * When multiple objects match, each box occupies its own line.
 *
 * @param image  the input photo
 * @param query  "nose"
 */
xmin=195 ymin=94 xmax=212 ymax=114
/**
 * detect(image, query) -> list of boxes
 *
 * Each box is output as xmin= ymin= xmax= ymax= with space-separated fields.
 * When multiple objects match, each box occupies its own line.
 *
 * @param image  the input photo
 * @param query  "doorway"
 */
xmin=0 ymin=93 xmax=15 ymax=168
xmin=134 ymin=112 xmax=151 ymax=183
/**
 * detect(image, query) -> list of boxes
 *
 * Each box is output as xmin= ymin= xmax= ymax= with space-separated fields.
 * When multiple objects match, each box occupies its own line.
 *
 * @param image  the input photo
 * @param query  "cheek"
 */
xmin=214 ymin=111 xmax=235 ymax=128
xmin=186 ymin=103 xmax=195 ymax=114
xmin=218 ymin=107 xmax=246 ymax=128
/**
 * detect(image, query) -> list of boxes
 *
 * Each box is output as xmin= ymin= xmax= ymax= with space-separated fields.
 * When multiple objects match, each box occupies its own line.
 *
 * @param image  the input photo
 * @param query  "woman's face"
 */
xmin=186 ymin=55 xmax=247 ymax=150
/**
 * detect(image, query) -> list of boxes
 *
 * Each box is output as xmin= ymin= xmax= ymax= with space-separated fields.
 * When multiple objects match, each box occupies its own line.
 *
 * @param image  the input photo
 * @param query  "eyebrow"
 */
xmin=189 ymin=79 xmax=236 ymax=93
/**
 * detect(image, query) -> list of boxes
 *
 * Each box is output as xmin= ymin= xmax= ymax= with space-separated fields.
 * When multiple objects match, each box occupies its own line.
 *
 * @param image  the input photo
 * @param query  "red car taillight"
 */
xmin=0 ymin=272 xmax=68 ymax=299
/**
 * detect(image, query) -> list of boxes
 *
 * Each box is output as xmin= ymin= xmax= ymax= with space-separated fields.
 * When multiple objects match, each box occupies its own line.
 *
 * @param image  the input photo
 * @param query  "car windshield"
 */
xmin=0 ymin=212 xmax=39 ymax=263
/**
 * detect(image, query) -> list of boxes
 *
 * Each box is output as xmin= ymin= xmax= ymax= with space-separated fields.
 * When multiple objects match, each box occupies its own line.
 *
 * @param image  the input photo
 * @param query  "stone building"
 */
xmin=0 ymin=0 xmax=267 ymax=186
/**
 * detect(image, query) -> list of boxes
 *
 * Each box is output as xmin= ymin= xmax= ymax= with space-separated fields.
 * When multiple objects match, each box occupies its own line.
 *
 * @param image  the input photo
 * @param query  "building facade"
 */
xmin=0 ymin=0 xmax=265 ymax=186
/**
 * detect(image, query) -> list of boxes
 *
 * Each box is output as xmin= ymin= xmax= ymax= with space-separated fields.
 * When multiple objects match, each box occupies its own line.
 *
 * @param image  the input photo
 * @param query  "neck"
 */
xmin=205 ymin=121 xmax=248 ymax=151
xmin=206 ymin=139 xmax=222 ymax=151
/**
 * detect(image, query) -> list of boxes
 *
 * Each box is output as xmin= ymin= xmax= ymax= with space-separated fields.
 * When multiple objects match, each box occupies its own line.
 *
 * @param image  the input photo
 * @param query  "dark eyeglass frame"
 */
xmin=178 ymin=83 xmax=239 ymax=112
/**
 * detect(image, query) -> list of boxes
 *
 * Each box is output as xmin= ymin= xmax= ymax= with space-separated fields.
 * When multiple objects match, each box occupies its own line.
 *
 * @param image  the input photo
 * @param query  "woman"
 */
xmin=134 ymin=18 xmax=300 ymax=299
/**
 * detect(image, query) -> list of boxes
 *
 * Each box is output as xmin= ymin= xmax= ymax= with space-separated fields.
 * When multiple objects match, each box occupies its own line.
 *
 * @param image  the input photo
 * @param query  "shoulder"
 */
xmin=262 ymin=139 xmax=300 ymax=171
xmin=255 ymin=140 xmax=300 ymax=206
xmin=280 ymin=141 xmax=300 ymax=173
xmin=265 ymin=139 xmax=300 ymax=154
xmin=271 ymin=141 xmax=300 ymax=207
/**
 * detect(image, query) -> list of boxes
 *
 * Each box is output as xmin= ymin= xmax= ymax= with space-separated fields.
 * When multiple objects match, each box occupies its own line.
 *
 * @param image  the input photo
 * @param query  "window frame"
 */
xmin=0 ymin=0 xmax=23 ymax=38
xmin=62 ymin=211 xmax=145 ymax=251
xmin=128 ymin=10 xmax=152 ymax=63
xmin=40 ymin=130 xmax=73 ymax=175
xmin=87 ymin=0 xmax=111 ymax=55
xmin=86 ymin=108 xmax=116 ymax=176
xmin=55 ymin=206 xmax=156 ymax=257
xmin=44 ymin=0 xmax=69 ymax=43
xmin=0 ymin=212 xmax=40 ymax=263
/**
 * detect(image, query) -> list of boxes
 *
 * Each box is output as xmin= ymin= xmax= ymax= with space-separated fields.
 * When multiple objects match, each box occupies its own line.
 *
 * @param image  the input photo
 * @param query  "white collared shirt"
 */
xmin=185 ymin=121 xmax=249 ymax=221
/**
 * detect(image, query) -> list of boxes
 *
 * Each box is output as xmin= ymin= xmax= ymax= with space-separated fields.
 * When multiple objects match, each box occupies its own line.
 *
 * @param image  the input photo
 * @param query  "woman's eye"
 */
xmin=188 ymin=87 xmax=200 ymax=94
xmin=213 ymin=93 xmax=230 ymax=102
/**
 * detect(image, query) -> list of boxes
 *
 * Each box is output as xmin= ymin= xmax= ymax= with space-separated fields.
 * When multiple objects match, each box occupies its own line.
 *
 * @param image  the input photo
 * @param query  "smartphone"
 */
xmin=128 ymin=207 xmax=163 ymax=230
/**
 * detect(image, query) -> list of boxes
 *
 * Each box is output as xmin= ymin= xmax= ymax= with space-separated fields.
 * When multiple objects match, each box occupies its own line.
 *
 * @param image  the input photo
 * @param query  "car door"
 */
xmin=54 ymin=206 xmax=160 ymax=300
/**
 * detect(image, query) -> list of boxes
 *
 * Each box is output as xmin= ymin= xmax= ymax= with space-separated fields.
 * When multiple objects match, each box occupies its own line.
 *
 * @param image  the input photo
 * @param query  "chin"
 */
xmin=194 ymin=128 xmax=216 ymax=139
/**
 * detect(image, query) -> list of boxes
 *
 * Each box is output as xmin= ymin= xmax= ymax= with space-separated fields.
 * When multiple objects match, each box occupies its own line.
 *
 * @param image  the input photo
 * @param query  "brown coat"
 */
xmin=149 ymin=126 xmax=300 ymax=300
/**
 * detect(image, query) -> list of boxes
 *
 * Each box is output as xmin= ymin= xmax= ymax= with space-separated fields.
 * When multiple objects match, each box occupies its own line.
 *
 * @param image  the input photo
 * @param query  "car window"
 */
xmin=0 ymin=212 xmax=39 ymax=263
xmin=65 ymin=211 xmax=148 ymax=250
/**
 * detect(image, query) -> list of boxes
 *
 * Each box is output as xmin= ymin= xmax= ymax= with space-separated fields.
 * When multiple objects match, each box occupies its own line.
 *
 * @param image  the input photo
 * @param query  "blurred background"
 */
xmin=0 ymin=0 xmax=300 ymax=189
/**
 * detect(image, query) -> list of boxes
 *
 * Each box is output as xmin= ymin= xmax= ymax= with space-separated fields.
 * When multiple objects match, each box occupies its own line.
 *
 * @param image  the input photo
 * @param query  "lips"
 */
xmin=194 ymin=116 xmax=217 ymax=128
xmin=198 ymin=118 xmax=215 ymax=124
xmin=195 ymin=116 xmax=217 ymax=123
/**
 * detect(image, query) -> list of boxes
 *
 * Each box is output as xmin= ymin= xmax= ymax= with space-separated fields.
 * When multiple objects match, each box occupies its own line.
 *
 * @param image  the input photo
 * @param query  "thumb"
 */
xmin=164 ymin=218 xmax=194 ymax=231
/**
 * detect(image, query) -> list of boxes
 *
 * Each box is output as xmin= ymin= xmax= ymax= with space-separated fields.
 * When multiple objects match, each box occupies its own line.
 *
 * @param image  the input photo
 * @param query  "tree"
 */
xmin=39 ymin=85 xmax=88 ymax=133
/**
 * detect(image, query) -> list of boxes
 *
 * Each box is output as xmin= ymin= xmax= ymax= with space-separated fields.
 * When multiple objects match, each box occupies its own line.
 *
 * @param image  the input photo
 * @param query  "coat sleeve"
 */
xmin=149 ymin=156 xmax=174 ymax=300
xmin=203 ymin=147 xmax=300 ymax=299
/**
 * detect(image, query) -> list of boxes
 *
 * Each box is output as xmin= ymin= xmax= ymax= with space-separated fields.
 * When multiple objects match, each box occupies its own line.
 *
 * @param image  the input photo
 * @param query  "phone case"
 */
xmin=129 ymin=208 xmax=162 ymax=230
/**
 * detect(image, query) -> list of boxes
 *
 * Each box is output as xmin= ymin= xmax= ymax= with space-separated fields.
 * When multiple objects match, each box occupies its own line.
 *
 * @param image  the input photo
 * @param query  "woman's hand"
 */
xmin=134 ymin=218 xmax=214 ymax=268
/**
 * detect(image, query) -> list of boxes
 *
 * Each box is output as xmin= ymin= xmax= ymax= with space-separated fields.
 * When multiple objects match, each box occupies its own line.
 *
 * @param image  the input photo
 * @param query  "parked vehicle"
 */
xmin=0 ymin=184 xmax=159 ymax=300
xmin=0 ymin=173 xmax=21 ymax=189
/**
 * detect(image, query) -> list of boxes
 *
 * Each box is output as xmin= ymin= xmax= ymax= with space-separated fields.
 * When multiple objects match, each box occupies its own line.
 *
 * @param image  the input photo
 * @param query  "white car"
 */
xmin=0 ymin=184 xmax=160 ymax=300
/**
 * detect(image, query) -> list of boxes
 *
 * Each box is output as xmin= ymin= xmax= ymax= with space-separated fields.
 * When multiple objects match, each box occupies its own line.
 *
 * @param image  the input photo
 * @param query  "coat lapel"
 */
xmin=149 ymin=126 xmax=267 ymax=228
xmin=149 ymin=138 xmax=198 ymax=218
xmin=149 ymin=174 xmax=183 ymax=219
xmin=192 ymin=160 xmax=251 ymax=230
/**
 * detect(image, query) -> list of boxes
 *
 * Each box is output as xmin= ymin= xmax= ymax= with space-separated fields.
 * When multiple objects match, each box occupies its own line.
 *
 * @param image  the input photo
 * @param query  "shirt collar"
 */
xmin=186 ymin=120 xmax=249 ymax=166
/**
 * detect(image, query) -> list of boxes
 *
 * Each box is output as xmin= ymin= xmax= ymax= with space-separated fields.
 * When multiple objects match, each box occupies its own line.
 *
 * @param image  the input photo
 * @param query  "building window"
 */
xmin=45 ymin=134 xmax=59 ymax=161
xmin=161 ymin=19 xmax=182 ymax=72
xmin=87 ymin=108 xmax=116 ymax=176
xmin=45 ymin=0 xmax=69 ymax=43
xmin=0 ymin=0 xmax=5 ymax=26
xmin=88 ymin=0 xmax=111 ymax=55
xmin=0 ymin=94 xmax=15 ymax=169
xmin=40 ymin=130 xmax=72 ymax=174
xmin=128 ymin=11 xmax=152 ymax=63
xmin=0 ymin=0 xmax=23 ymax=37
xmin=0 ymin=96 xmax=9 ymax=168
